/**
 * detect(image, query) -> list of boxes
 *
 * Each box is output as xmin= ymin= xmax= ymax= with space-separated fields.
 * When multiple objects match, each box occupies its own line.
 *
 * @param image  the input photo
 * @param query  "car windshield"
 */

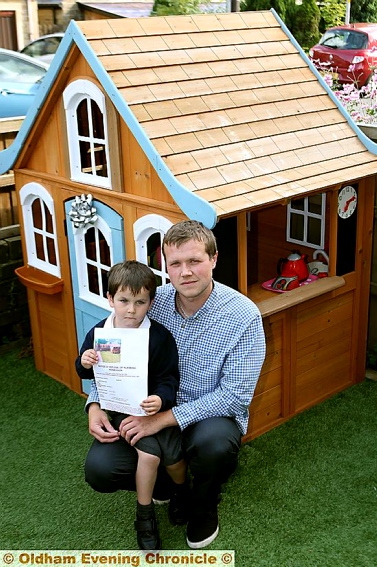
xmin=319 ymin=29 xmax=368 ymax=50
xmin=23 ymin=36 xmax=62 ymax=59
xmin=0 ymin=53 xmax=46 ymax=84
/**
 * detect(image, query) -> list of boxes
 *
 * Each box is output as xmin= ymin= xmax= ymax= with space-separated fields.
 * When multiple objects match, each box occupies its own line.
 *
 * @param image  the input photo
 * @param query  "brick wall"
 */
xmin=0 ymin=225 xmax=30 ymax=348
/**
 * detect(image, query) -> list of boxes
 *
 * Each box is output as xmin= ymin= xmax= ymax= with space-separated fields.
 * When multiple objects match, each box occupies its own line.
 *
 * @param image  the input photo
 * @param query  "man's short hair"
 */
xmin=163 ymin=220 xmax=217 ymax=258
xmin=107 ymin=260 xmax=157 ymax=299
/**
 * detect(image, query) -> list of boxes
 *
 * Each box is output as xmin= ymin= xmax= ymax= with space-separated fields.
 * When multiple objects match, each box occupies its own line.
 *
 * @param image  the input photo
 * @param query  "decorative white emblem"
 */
xmin=68 ymin=194 xmax=98 ymax=229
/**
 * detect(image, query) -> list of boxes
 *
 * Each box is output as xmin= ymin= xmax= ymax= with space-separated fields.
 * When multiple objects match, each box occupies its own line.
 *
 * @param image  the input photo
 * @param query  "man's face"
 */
xmin=164 ymin=239 xmax=217 ymax=301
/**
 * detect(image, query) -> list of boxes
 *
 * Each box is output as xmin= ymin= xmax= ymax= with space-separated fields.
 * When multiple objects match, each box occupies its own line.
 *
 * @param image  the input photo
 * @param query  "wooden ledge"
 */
xmin=15 ymin=265 xmax=64 ymax=295
xmin=250 ymin=276 xmax=346 ymax=317
xmin=0 ymin=117 xmax=23 ymax=134
xmin=0 ymin=173 xmax=15 ymax=188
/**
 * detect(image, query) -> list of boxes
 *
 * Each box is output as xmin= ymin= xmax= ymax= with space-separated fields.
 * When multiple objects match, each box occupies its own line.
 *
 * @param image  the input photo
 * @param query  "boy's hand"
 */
xmin=81 ymin=348 xmax=98 ymax=369
xmin=140 ymin=395 xmax=162 ymax=415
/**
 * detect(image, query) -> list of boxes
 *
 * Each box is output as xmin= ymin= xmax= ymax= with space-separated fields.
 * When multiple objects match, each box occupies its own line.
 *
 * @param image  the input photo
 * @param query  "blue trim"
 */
xmin=270 ymin=9 xmax=377 ymax=153
xmin=0 ymin=20 xmax=217 ymax=228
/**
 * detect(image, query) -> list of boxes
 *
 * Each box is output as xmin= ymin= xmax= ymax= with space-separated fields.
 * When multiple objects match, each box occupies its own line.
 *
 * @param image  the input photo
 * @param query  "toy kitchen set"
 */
xmin=264 ymin=249 xmax=329 ymax=292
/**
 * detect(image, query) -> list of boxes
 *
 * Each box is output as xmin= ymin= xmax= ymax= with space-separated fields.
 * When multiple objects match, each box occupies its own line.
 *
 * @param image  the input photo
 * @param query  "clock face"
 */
xmin=338 ymin=186 xmax=357 ymax=219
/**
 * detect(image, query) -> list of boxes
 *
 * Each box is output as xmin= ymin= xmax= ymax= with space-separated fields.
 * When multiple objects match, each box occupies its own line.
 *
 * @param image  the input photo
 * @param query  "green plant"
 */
xmin=152 ymin=0 xmax=203 ymax=15
xmin=290 ymin=0 xmax=321 ymax=50
xmin=351 ymin=0 xmax=377 ymax=23
xmin=319 ymin=0 xmax=346 ymax=33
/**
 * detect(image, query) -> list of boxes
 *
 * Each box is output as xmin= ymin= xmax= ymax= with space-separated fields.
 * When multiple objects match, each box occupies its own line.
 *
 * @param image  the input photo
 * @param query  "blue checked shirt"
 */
xmin=86 ymin=281 xmax=266 ymax=435
xmin=148 ymin=281 xmax=266 ymax=435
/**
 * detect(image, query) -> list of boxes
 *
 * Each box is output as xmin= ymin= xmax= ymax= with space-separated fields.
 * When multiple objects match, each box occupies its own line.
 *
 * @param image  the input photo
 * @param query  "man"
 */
xmin=84 ymin=220 xmax=266 ymax=549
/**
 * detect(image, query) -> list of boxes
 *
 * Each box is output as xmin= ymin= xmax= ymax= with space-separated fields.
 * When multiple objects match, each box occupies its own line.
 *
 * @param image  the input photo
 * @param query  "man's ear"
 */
xmin=212 ymin=252 xmax=218 ymax=269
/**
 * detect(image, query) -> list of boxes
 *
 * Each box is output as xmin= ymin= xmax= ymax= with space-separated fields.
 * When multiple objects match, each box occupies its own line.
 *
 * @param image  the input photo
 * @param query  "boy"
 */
xmin=75 ymin=260 xmax=187 ymax=550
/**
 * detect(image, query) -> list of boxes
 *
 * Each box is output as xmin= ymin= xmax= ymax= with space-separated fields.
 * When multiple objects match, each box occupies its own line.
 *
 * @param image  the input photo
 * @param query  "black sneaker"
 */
xmin=168 ymin=483 xmax=190 ymax=525
xmin=186 ymin=507 xmax=219 ymax=549
xmin=134 ymin=517 xmax=161 ymax=550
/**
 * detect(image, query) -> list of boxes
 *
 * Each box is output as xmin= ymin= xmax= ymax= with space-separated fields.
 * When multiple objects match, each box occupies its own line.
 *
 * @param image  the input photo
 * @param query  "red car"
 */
xmin=309 ymin=24 xmax=377 ymax=88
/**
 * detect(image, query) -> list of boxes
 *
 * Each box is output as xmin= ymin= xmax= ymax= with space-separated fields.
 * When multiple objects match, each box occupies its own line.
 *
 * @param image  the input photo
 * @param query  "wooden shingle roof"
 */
xmin=78 ymin=10 xmax=377 ymax=217
xmin=2 ymin=10 xmax=376 ymax=225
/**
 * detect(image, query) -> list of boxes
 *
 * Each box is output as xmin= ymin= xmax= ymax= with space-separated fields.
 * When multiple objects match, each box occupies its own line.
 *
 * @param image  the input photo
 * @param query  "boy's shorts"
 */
xmin=135 ymin=426 xmax=182 ymax=466
xmin=109 ymin=411 xmax=182 ymax=466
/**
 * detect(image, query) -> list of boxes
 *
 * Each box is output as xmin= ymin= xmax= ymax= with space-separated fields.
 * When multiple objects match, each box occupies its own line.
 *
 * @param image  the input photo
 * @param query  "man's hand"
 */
xmin=119 ymin=410 xmax=177 ymax=446
xmin=88 ymin=403 xmax=120 ymax=443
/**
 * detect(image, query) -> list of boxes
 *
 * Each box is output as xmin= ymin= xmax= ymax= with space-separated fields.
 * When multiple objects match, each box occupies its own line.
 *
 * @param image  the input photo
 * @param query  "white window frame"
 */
xmin=133 ymin=214 xmax=172 ymax=285
xmin=19 ymin=182 xmax=61 ymax=277
xmin=287 ymin=193 xmax=326 ymax=250
xmin=73 ymin=217 xmax=113 ymax=309
xmin=63 ymin=79 xmax=111 ymax=189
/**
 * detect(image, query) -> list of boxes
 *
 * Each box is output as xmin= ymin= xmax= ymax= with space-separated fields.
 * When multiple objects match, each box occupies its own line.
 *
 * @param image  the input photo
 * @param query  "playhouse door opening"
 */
xmin=64 ymin=199 xmax=125 ymax=394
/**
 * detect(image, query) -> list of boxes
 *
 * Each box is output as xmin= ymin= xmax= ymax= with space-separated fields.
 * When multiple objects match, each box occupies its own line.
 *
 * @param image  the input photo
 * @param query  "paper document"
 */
xmin=93 ymin=327 xmax=149 ymax=415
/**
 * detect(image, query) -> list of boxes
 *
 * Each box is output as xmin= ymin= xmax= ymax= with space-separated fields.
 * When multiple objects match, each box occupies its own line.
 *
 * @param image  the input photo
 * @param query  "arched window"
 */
xmin=63 ymin=79 xmax=111 ymax=188
xmin=134 ymin=214 xmax=172 ymax=286
xmin=19 ymin=183 xmax=60 ymax=277
xmin=74 ymin=217 xmax=113 ymax=309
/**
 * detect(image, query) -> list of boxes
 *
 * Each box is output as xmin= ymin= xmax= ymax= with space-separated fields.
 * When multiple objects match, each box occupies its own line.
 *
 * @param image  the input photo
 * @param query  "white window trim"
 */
xmin=134 ymin=214 xmax=172 ymax=285
xmin=287 ymin=194 xmax=326 ymax=250
xmin=19 ymin=182 xmax=61 ymax=277
xmin=73 ymin=217 xmax=113 ymax=310
xmin=63 ymin=79 xmax=111 ymax=189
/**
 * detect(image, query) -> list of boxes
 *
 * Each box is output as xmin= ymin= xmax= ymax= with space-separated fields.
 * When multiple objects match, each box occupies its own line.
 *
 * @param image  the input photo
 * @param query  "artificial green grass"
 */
xmin=1 ymin=347 xmax=377 ymax=566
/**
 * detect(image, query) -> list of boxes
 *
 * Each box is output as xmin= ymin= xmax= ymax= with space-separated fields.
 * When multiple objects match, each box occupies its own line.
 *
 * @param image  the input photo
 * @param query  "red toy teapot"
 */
xmin=277 ymin=250 xmax=309 ymax=282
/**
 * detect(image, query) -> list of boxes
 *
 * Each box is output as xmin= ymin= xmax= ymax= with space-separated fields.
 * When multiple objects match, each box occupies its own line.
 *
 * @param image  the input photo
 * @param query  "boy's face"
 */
xmin=107 ymin=286 xmax=152 ymax=328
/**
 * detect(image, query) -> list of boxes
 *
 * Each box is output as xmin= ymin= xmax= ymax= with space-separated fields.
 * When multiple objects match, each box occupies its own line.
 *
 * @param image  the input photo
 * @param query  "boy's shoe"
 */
xmin=186 ymin=507 xmax=219 ymax=549
xmin=168 ymin=482 xmax=190 ymax=526
xmin=134 ymin=516 xmax=161 ymax=550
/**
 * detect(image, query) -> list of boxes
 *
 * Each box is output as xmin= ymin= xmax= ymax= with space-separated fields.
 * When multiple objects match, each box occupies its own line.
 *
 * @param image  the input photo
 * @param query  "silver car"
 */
xmin=20 ymin=32 xmax=64 ymax=65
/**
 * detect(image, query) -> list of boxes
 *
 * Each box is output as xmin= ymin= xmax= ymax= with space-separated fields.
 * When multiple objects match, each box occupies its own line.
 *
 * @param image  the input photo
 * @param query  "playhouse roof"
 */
xmin=2 ymin=10 xmax=377 ymax=226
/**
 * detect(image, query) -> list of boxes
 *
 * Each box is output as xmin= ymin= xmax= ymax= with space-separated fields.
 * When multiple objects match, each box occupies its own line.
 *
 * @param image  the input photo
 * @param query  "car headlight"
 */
xmin=352 ymin=56 xmax=365 ymax=64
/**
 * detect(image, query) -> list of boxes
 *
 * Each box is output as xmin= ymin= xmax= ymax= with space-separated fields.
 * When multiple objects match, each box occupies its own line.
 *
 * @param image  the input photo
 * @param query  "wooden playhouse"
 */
xmin=1 ymin=10 xmax=377 ymax=441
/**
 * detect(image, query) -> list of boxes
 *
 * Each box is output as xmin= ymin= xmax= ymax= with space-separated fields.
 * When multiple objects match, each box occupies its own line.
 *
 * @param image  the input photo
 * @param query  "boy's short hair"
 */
xmin=162 ymin=220 xmax=217 ymax=258
xmin=107 ymin=260 xmax=157 ymax=299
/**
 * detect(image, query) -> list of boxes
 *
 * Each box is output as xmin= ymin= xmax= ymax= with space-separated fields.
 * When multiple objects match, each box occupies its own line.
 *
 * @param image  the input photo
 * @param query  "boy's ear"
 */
xmin=149 ymin=298 xmax=154 ymax=308
xmin=107 ymin=291 xmax=114 ymax=305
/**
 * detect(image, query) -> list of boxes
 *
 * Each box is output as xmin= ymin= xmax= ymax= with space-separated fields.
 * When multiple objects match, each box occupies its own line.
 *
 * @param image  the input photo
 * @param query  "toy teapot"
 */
xmin=277 ymin=250 xmax=309 ymax=282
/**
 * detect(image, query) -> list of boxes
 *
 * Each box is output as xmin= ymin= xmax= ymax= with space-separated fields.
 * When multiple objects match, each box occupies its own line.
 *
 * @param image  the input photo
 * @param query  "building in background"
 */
xmin=0 ymin=0 xmax=79 ymax=50
xmin=0 ymin=0 xmax=39 ymax=50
